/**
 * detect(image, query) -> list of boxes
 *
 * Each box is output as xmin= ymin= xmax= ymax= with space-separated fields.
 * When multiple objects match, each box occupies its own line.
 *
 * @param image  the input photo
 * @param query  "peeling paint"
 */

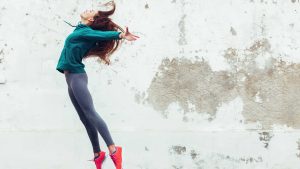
xmin=216 ymin=153 xmax=263 ymax=164
xmin=250 ymin=0 xmax=281 ymax=3
xmin=0 ymin=46 xmax=6 ymax=84
xmin=230 ymin=27 xmax=237 ymax=36
xmin=235 ymin=39 xmax=300 ymax=129
xmin=178 ymin=14 xmax=187 ymax=45
xmin=177 ymin=0 xmax=187 ymax=46
xmin=258 ymin=131 xmax=273 ymax=148
xmin=135 ymin=91 xmax=146 ymax=105
xmin=146 ymin=38 xmax=300 ymax=129
xmin=190 ymin=149 xmax=199 ymax=160
xmin=146 ymin=57 xmax=238 ymax=119
xmin=0 ymin=49 xmax=4 ymax=63
xmin=144 ymin=3 xmax=149 ymax=9
xmin=169 ymin=145 xmax=187 ymax=155
xmin=247 ymin=38 xmax=271 ymax=53
xmin=189 ymin=148 xmax=263 ymax=168
xmin=296 ymin=139 xmax=300 ymax=158
xmin=240 ymin=58 xmax=300 ymax=129
xmin=171 ymin=165 xmax=183 ymax=169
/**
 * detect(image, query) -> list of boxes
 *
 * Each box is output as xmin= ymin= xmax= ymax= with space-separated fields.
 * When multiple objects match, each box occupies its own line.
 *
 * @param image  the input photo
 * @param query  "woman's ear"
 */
xmin=88 ymin=18 xmax=94 ymax=22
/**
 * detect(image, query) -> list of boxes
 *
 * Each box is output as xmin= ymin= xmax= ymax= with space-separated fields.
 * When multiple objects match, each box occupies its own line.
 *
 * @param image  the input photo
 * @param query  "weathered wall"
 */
xmin=0 ymin=0 xmax=300 ymax=168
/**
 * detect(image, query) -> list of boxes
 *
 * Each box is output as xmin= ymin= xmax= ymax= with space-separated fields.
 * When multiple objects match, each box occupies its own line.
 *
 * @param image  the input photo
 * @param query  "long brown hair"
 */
xmin=83 ymin=1 xmax=124 ymax=65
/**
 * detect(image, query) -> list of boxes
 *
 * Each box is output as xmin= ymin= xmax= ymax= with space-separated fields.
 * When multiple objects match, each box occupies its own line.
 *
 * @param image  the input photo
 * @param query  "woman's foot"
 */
xmin=89 ymin=151 xmax=106 ymax=169
xmin=109 ymin=146 xmax=123 ymax=169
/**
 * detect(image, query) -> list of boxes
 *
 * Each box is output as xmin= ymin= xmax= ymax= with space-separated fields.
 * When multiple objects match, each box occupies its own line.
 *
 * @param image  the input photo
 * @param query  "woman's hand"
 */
xmin=120 ymin=26 xmax=140 ymax=41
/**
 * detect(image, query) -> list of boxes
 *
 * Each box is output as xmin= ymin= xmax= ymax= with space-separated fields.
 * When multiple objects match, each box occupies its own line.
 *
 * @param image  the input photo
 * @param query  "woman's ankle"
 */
xmin=108 ymin=144 xmax=116 ymax=154
xmin=94 ymin=152 xmax=100 ymax=158
xmin=110 ymin=148 xmax=117 ymax=155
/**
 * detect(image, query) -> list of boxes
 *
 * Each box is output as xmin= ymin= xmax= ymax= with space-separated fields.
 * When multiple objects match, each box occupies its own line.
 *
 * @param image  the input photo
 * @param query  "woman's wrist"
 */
xmin=119 ymin=32 xmax=124 ymax=39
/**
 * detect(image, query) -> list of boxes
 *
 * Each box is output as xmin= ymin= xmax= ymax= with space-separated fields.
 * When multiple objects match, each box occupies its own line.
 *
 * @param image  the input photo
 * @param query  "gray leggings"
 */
xmin=65 ymin=72 xmax=114 ymax=153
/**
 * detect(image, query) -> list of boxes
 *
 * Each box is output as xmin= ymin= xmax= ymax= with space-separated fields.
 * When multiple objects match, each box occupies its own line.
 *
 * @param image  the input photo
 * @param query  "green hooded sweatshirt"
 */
xmin=56 ymin=22 xmax=122 ymax=74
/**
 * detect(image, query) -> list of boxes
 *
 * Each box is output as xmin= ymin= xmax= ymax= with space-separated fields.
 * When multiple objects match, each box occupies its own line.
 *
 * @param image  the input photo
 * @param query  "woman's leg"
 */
xmin=68 ymin=73 xmax=115 ymax=149
xmin=67 ymin=85 xmax=101 ymax=154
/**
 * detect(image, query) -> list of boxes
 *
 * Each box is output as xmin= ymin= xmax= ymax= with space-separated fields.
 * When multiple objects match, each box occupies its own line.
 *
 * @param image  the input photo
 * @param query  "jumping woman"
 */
xmin=55 ymin=1 xmax=139 ymax=169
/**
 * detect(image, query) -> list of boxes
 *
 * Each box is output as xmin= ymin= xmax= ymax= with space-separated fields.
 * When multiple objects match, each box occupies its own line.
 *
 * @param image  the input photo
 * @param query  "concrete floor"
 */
xmin=0 ymin=129 xmax=299 ymax=169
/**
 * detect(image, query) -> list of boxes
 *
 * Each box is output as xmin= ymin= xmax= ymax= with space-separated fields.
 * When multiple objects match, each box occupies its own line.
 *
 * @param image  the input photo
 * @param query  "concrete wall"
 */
xmin=0 ymin=0 xmax=299 ymax=168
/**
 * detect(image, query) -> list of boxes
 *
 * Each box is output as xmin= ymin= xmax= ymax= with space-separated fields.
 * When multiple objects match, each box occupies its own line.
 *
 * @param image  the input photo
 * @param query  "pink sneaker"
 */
xmin=109 ymin=146 xmax=123 ymax=169
xmin=88 ymin=151 xmax=106 ymax=169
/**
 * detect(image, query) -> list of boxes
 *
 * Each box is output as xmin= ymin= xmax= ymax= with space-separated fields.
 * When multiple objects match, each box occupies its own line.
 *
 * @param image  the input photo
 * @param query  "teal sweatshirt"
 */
xmin=56 ymin=22 xmax=122 ymax=74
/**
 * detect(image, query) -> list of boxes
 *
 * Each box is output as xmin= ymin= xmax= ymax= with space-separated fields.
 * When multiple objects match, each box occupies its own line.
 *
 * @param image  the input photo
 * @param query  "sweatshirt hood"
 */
xmin=75 ymin=23 xmax=88 ymax=30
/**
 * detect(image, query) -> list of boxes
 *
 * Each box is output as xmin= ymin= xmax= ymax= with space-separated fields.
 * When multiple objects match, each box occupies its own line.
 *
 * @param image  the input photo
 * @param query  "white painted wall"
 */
xmin=0 ymin=0 xmax=300 ymax=169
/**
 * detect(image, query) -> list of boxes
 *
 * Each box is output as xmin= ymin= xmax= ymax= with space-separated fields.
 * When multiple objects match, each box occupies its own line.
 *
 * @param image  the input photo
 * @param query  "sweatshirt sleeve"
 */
xmin=81 ymin=28 xmax=122 ymax=41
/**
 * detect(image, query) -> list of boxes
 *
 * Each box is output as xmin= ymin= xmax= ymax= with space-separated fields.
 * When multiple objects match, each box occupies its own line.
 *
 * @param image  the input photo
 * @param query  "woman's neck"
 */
xmin=80 ymin=19 xmax=91 ymax=25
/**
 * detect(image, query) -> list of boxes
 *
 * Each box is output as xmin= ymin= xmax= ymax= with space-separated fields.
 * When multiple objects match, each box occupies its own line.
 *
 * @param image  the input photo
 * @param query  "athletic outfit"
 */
xmin=56 ymin=21 xmax=122 ymax=74
xmin=56 ymin=21 xmax=123 ymax=169
xmin=65 ymin=72 xmax=115 ymax=151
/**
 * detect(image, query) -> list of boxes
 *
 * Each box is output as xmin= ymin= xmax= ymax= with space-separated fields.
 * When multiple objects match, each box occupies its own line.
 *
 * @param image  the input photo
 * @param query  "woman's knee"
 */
xmin=83 ymin=110 xmax=98 ymax=121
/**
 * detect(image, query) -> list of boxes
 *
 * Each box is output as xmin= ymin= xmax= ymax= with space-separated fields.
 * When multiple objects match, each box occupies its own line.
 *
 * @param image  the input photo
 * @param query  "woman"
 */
xmin=55 ymin=1 xmax=139 ymax=169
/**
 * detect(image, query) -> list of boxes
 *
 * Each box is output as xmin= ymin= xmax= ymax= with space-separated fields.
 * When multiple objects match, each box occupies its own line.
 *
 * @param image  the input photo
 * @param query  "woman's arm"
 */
xmin=81 ymin=28 xmax=122 ymax=41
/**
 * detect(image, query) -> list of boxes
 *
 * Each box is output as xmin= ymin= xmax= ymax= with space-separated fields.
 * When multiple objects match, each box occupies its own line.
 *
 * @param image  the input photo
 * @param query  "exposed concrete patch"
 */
xmin=216 ymin=153 xmax=263 ymax=164
xmin=297 ymin=139 xmax=300 ymax=158
xmin=230 ymin=27 xmax=237 ymax=36
xmin=250 ymin=0 xmax=280 ymax=3
xmin=174 ymin=147 xmax=263 ymax=168
xmin=135 ymin=90 xmax=146 ymax=104
xmin=145 ymin=57 xmax=238 ymax=119
xmin=178 ymin=14 xmax=187 ymax=45
xmin=190 ymin=150 xmax=205 ymax=169
xmin=169 ymin=145 xmax=188 ymax=169
xmin=0 ymin=49 xmax=4 ymax=64
xmin=240 ymin=58 xmax=300 ymax=129
xmin=247 ymin=38 xmax=271 ymax=53
xmin=0 ymin=46 xmax=6 ymax=84
xmin=170 ymin=146 xmax=205 ymax=168
xmin=169 ymin=145 xmax=187 ymax=155
xmin=177 ymin=0 xmax=187 ymax=46
xmin=258 ymin=131 xmax=273 ymax=148
xmin=145 ymin=38 xmax=300 ymax=129
xmin=144 ymin=3 xmax=149 ymax=9
xmin=235 ymin=39 xmax=300 ymax=129
xmin=171 ymin=165 xmax=183 ymax=169
xmin=190 ymin=149 xmax=199 ymax=160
